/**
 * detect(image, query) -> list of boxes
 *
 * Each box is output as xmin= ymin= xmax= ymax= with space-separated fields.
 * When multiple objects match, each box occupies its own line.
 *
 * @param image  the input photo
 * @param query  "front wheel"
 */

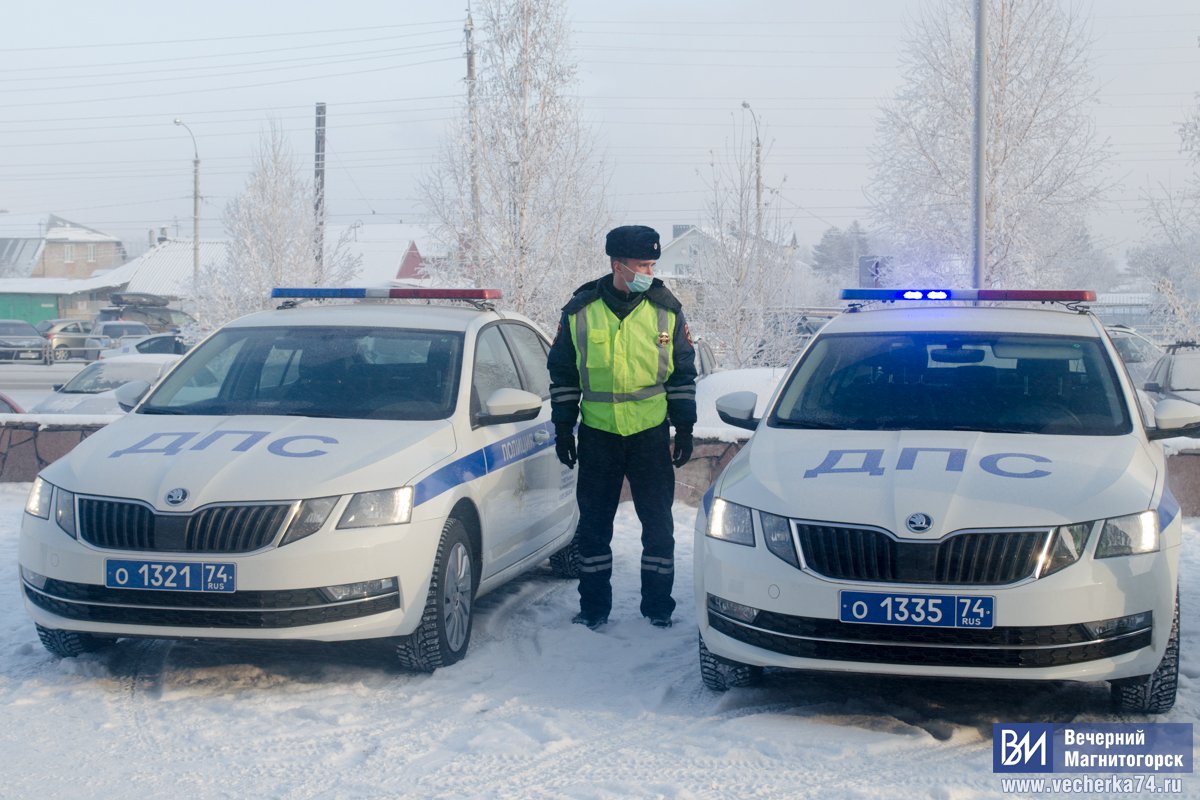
xmin=36 ymin=624 xmax=116 ymax=658
xmin=699 ymin=633 xmax=763 ymax=691
xmin=1110 ymin=594 xmax=1179 ymax=714
xmin=396 ymin=518 xmax=475 ymax=672
xmin=52 ymin=345 xmax=70 ymax=362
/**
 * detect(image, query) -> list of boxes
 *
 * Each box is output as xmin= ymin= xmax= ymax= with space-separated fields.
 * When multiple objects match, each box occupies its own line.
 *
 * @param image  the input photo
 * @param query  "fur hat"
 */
xmin=605 ymin=225 xmax=661 ymax=260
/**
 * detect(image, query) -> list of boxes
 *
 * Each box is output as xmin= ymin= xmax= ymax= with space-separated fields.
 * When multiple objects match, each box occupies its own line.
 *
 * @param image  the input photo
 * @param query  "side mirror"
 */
xmin=1143 ymin=381 xmax=1162 ymax=393
xmin=478 ymin=387 xmax=542 ymax=426
xmin=1147 ymin=398 xmax=1200 ymax=440
xmin=115 ymin=380 xmax=151 ymax=412
xmin=716 ymin=391 xmax=760 ymax=431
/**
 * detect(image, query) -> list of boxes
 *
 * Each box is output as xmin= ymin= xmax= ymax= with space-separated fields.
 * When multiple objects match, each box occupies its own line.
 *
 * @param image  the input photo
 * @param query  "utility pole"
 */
xmin=173 ymin=118 xmax=200 ymax=281
xmin=314 ymin=102 xmax=327 ymax=283
xmin=465 ymin=11 xmax=481 ymax=240
xmin=742 ymin=102 xmax=763 ymax=240
xmin=972 ymin=0 xmax=987 ymax=290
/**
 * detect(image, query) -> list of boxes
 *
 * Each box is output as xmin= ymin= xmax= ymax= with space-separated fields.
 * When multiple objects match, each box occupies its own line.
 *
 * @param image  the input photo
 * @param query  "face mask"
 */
xmin=620 ymin=262 xmax=653 ymax=293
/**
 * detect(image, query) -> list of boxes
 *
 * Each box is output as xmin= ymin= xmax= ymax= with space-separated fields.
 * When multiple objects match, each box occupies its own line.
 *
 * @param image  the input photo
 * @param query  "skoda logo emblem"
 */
xmin=165 ymin=488 xmax=189 ymax=506
xmin=905 ymin=513 xmax=933 ymax=533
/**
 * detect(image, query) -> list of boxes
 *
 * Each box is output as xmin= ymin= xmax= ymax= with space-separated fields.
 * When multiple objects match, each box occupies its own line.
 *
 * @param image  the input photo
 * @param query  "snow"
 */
xmin=694 ymin=367 xmax=787 ymax=441
xmin=0 ymin=482 xmax=1196 ymax=799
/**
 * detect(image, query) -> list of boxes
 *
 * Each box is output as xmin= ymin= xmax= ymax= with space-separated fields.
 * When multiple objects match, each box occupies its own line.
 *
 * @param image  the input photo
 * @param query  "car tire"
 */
xmin=36 ymin=624 xmax=115 ymax=658
xmin=1110 ymin=593 xmax=1179 ymax=714
xmin=396 ymin=517 xmax=475 ymax=672
xmin=547 ymin=536 xmax=580 ymax=579
xmin=699 ymin=633 xmax=763 ymax=691
xmin=52 ymin=345 xmax=70 ymax=363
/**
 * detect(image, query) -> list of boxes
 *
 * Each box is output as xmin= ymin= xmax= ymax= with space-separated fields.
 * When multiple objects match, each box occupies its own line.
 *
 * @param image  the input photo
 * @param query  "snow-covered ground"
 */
xmin=0 ymin=480 xmax=1196 ymax=800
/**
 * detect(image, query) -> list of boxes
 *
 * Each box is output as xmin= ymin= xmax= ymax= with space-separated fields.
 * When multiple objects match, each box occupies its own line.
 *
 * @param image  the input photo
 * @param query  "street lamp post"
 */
xmin=741 ymin=101 xmax=763 ymax=240
xmin=173 ymin=118 xmax=200 ymax=280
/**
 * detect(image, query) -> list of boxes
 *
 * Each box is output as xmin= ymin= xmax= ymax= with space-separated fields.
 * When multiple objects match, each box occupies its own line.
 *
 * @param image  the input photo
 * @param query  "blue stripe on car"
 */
xmin=1157 ymin=485 xmax=1181 ymax=531
xmin=413 ymin=421 xmax=555 ymax=507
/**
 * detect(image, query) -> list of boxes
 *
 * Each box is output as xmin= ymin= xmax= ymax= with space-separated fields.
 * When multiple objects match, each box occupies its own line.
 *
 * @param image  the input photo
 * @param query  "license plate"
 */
xmin=18 ymin=351 xmax=38 ymax=359
xmin=105 ymin=559 xmax=236 ymax=592
xmin=839 ymin=590 xmax=994 ymax=629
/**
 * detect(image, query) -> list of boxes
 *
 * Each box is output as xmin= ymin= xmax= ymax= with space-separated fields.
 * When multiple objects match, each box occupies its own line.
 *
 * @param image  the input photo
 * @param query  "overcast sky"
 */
xmin=2 ymin=0 xmax=1198 ymax=270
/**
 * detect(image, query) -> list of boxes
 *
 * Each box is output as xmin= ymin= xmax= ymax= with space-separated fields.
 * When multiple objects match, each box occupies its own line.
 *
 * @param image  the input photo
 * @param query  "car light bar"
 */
xmin=271 ymin=287 xmax=503 ymax=300
xmin=840 ymin=289 xmax=1096 ymax=302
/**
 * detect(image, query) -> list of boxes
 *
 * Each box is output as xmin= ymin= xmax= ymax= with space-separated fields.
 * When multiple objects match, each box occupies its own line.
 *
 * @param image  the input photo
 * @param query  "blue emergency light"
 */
xmin=841 ymin=289 xmax=1095 ymax=303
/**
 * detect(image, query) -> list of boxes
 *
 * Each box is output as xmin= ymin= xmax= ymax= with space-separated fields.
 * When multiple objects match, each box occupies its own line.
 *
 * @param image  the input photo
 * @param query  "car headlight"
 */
xmin=706 ymin=498 xmax=755 ymax=547
xmin=54 ymin=488 xmax=77 ymax=538
xmin=25 ymin=477 xmax=52 ymax=519
xmin=337 ymin=487 xmax=414 ymax=529
xmin=1038 ymin=522 xmax=1091 ymax=578
xmin=279 ymin=496 xmax=339 ymax=546
xmin=1095 ymin=511 xmax=1159 ymax=558
xmin=760 ymin=510 xmax=799 ymax=567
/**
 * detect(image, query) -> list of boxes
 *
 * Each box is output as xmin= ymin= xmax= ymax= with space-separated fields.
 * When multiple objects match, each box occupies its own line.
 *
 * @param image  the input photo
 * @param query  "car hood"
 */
xmin=717 ymin=428 xmax=1160 ymax=537
xmin=41 ymin=413 xmax=458 ymax=511
xmin=1168 ymin=389 xmax=1200 ymax=405
xmin=29 ymin=390 xmax=123 ymax=415
xmin=0 ymin=336 xmax=44 ymax=345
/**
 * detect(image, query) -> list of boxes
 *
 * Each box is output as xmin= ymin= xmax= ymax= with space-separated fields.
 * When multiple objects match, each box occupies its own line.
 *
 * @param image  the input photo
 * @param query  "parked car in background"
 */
xmin=95 ymin=292 xmax=196 ymax=334
xmin=0 ymin=319 xmax=51 ymax=364
xmin=1106 ymin=324 xmax=1165 ymax=387
xmin=28 ymin=354 xmax=180 ymax=414
xmin=43 ymin=319 xmax=151 ymax=362
xmin=99 ymin=333 xmax=193 ymax=359
xmin=1143 ymin=343 xmax=1200 ymax=406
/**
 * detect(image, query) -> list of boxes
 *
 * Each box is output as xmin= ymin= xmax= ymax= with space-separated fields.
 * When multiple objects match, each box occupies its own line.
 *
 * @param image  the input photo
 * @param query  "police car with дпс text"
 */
xmin=19 ymin=287 xmax=579 ymax=671
xmin=696 ymin=289 xmax=1196 ymax=713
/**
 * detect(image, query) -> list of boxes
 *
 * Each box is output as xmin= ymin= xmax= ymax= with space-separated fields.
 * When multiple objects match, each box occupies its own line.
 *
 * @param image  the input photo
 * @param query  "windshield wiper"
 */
xmin=138 ymin=406 xmax=194 ymax=415
xmin=774 ymin=418 xmax=842 ymax=429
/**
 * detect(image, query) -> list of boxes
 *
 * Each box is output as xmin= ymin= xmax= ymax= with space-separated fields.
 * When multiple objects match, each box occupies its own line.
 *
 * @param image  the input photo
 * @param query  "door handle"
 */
xmin=533 ymin=429 xmax=550 ymax=444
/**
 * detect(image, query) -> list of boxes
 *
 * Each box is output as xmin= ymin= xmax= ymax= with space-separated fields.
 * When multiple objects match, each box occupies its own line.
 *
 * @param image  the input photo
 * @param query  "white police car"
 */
xmin=696 ymin=289 xmax=1197 ymax=713
xmin=20 ymin=288 xmax=578 ymax=671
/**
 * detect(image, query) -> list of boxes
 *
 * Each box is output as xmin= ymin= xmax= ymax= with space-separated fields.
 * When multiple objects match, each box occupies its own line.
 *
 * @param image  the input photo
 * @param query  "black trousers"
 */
xmin=575 ymin=420 xmax=676 ymax=619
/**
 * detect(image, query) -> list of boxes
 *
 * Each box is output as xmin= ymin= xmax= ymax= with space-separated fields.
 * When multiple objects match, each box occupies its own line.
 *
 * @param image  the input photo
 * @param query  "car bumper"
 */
xmin=19 ymin=510 xmax=447 ymax=643
xmin=694 ymin=528 xmax=1179 ymax=682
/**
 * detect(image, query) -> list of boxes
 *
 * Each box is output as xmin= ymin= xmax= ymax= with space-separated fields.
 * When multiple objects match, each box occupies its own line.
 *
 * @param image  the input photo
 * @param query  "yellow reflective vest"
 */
xmin=569 ymin=298 xmax=676 ymax=436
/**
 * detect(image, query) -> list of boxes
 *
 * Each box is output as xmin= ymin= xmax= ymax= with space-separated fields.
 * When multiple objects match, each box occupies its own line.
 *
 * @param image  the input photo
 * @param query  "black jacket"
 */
xmin=547 ymin=274 xmax=697 ymax=432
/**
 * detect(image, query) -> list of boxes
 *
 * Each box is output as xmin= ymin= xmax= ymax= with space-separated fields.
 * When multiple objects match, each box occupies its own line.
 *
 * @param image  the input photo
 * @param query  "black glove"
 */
xmin=672 ymin=427 xmax=693 ymax=468
xmin=554 ymin=423 xmax=577 ymax=469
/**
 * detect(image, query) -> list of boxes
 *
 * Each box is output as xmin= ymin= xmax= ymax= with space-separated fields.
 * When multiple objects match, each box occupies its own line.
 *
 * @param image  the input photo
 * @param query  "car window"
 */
xmin=1167 ymin=355 xmax=1200 ymax=391
xmin=0 ymin=396 xmax=16 ymax=413
xmin=98 ymin=323 xmax=151 ymax=337
xmin=771 ymin=332 xmax=1131 ymax=436
xmin=472 ymin=325 xmax=523 ymax=414
xmin=141 ymin=326 xmax=462 ymax=421
xmin=500 ymin=323 xmax=551 ymax=399
xmin=0 ymin=321 xmax=39 ymax=336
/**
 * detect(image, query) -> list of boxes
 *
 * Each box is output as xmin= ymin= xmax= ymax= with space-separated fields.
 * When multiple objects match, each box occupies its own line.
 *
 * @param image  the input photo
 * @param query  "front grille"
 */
xmin=710 ymin=612 xmax=1152 ymax=669
xmin=24 ymin=579 xmax=400 ymax=629
xmin=795 ymin=523 xmax=1049 ymax=585
xmin=78 ymin=498 xmax=292 ymax=553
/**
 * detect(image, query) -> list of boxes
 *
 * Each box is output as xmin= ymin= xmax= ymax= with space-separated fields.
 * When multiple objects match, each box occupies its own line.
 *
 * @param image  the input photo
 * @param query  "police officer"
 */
xmin=547 ymin=225 xmax=698 ymax=630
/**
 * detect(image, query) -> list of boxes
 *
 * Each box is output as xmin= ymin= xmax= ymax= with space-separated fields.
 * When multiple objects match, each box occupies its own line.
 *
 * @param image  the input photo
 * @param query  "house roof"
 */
xmin=330 ymin=222 xmax=443 ymax=285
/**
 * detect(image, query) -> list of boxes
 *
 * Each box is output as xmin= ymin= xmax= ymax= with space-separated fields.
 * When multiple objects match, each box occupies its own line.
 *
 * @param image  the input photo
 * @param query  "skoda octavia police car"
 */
xmin=20 ymin=288 xmax=578 ymax=671
xmin=696 ymin=289 xmax=1197 ymax=713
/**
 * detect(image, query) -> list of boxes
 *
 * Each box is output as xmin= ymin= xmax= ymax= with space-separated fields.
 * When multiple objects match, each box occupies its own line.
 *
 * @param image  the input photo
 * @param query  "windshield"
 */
xmin=771 ymin=332 xmax=1131 ymax=435
xmin=140 ymin=326 xmax=463 ymax=420
xmin=62 ymin=361 xmax=168 ymax=394
xmin=0 ymin=321 xmax=38 ymax=336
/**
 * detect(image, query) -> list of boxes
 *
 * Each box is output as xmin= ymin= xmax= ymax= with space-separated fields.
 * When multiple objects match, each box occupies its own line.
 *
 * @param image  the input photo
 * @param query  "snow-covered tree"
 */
xmin=688 ymin=122 xmax=801 ymax=369
xmin=811 ymin=221 xmax=871 ymax=282
xmin=191 ymin=122 xmax=360 ymax=329
xmin=421 ymin=0 xmax=608 ymax=331
xmin=868 ymin=0 xmax=1111 ymax=289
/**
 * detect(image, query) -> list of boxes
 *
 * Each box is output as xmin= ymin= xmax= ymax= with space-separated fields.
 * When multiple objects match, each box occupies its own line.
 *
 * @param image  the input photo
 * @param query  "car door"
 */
xmin=499 ymin=321 xmax=575 ymax=551
xmin=470 ymin=324 xmax=543 ymax=576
